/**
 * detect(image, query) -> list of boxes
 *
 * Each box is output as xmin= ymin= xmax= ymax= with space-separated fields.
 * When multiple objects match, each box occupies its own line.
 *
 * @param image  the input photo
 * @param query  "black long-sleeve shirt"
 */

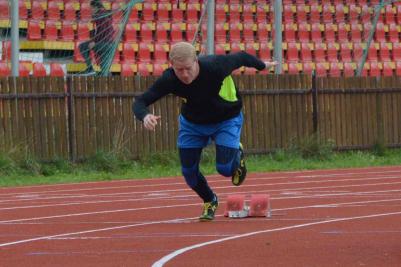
xmin=133 ymin=51 xmax=266 ymax=124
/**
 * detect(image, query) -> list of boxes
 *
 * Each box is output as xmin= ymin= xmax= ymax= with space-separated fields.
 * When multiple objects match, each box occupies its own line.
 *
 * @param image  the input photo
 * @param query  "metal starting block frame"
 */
xmin=224 ymin=194 xmax=271 ymax=218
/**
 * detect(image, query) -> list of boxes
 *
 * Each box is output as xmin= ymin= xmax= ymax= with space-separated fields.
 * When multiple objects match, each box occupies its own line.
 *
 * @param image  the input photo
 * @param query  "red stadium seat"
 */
xmin=255 ymin=5 xmax=268 ymax=24
xmin=311 ymin=23 xmax=323 ymax=42
xmin=300 ymin=43 xmax=312 ymax=62
xmin=350 ymin=23 xmax=362 ymax=42
xmin=44 ymin=20 xmax=58 ymax=40
xmin=257 ymin=22 xmax=269 ymax=41
xmin=322 ymin=4 xmax=333 ymax=23
xmin=242 ymin=22 xmax=255 ymax=42
xmin=171 ymin=7 xmax=184 ymax=22
xmin=137 ymin=63 xmax=151 ymax=76
xmin=155 ymin=23 xmax=168 ymax=43
xmin=339 ymin=43 xmax=352 ymax=62
xmin=73 ymin=42 xmax=84 ymax=62
xmin=228 ymin=4 xmax=241 ymax=22
xmin=0 ymin=62 xmax=10 ymax=77
xmin=348 ymin=4 xmax=360 ymax=23
xmin=124 ymin=24 xmax=138 ymax=43
xmin=367 ymin=43 xmax=378 ymax=62
xmin=1 ymin=41 xmax=11 ymax=61
xmin=382 ymin=62 xmax=394 ymax=77
xmin=296 ymin=4 xmax=307 ymax=22
xmin=388 ymin=24 xmax=399 ymax=43
xmin=0 ymin=1 xmax=8 ymax=19
xmin=19 ymin=1 xmax=28 ymax=19
xmin=287 ymin=62 xmax=299 ymax=74
xmin=64 ymin=2 xmax=77 ymax=21
xmin=385 ymin=5 xmax=396 ymax=24
xmin=329 ymin=62 xmax=341 ymax=77
xmin=152 ymin=64 xmax=165 ymax=76
xmin=326 ymin=43 xmax=338 ymax=62
xmin=31 ymin=1 xmax=45 ymax=20
xmin=343 ymin=62 xmax=355 ymax=77
xmin=315 ymin=62 xmax=328 ymax=77
xmin=379 ymin=42 xmax=391 ymax=62
xmin=283 ymin=5 xmax=294 ymax=23
xmin=244 ymin=43 xmax=257 ymax=56
xmin=142 ymin=2 xmax=155 ymax=21
xmin=297 ymin=22 xmax=309 ymax=43
xmin=395 ymin=62 xmax=401 ymax=76
xmin=373 ymin=23 xmax=386 ymax=43
xmin=60 ymin=21 xmax=75 ymax=41
xmin=47 ymin=2 xmax=61 ymax=20
xmin=301 ymin=62 xmax=313 ymax=74
xmin=170 ymin=22 xmax=185 ymax=43
xmin=186 ymin=23 xmax=199 ymax=42
xmin=76 ymin=22 xmax=90 ymax=41
xmin=186 ymin=3 xmax=199 ymax=23
xmin=325 ymin=23 xmax=336 ymax=42
xmin=259 ymin=42 xmax=271 ymax=61
xmin=230 ymin=42 xmax=243 ymax=53
xmin=140 ymin=23 xmax=153 ymax=42
xmin=154 ymin=43 xmax=168 ymax=63
xmin=229 ymin=22 xmax=241 ymax=42
xmin=369 ymin=61 xmax=381 ymax=77
xmin=337 ymin=22 xmax=349 ymax=42
xmin=309 ymin=5 xmax=320 ymax=23
xmin=121 ymin=63 xmax=135 ymax=76
xmin=214 ymin=43 xmax=226 ymax=55
xmin=393 ymin=42 xmax=401 ymax=61
xmin=137 ymin=43 xmax=152 ymax=62
xmin=335 ymin=4 xmax=345 ymax=24
xmin=215 ymin=23 xmax=227 ymax=43
xmin=50 ymin=63 xmax=64 ymax=77
xmin=19 ymin=64 xmax=30 ymax=77
xmin=352 ymin=43 xmax=364 ymax=62
xmin=122 ymin=43 xmax=136 ymax=63
xmin=33 ymin=63 xmax=47 ymax=77
xmin=79 ymin=3 xmax=92 ymax=21
xmin=27 ymin=21 xmax=42 ymax=40
xmin=242 ymin=4 xmax=254 ymax=24
xmin=314 ymin=43 xmax=326 ymax=62
xmin=156 ymin=3 xmax=170 ymax=22
xmin=284 ymin=23 xmax=296 ymax=42
xmin=286 ymin=42 xmax=299 ymax=62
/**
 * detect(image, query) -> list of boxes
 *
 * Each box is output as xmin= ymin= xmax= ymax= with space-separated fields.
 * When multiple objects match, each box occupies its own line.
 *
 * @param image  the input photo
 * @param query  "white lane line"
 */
xmin=151 ymin=210 xmax=401 ymax=267
xmin=0 ymin=216 xmax=199 ymax=248
xmin=1 ymin=175 xmax=400 ymax=204
xmin=2 ymin=180 xmax=401 ymax=212
xmin=2 ymin=187 xmax=401 ymax=224
xmin=0 ymin=168 xmax=399 ymax=198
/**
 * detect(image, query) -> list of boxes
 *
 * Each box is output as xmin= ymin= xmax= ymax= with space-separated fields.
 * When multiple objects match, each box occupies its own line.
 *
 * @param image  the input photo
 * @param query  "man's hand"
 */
xmin=265 ymin=61 xmax=279 ymax=69
xmin=143 ymin=114 xmax=161 ymax=131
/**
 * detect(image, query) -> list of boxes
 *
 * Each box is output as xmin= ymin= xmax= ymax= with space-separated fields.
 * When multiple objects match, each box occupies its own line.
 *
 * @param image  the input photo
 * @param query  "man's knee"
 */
xmin=216 ymin=145 xmax=239 ymax=177
xmin=216 ymin=163 xmax=233 ymax=177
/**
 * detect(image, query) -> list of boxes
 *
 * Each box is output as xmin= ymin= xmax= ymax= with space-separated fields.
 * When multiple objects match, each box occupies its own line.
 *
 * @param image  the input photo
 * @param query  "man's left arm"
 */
xmin=218 ymin=51 xmax=277 ymax=76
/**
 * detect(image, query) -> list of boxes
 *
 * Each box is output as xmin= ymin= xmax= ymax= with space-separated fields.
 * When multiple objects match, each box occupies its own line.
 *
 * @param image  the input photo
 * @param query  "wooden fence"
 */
xmin=0 ymin=74 xmax=400 ymax=161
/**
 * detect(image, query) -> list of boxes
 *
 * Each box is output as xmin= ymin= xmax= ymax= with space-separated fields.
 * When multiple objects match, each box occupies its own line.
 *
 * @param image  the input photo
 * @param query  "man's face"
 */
xmin=171 ymin=58 xmax=198 ymax=85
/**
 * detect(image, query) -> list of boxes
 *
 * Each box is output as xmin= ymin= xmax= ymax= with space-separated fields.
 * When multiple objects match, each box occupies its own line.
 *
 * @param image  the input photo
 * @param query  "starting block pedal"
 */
xmin=224 ymin=194 xmax=247 ymax=217
xmin=249 ymin=194 xmax=271 ymax=217
xmin=224 ymin=194 xmax=271 ymax=218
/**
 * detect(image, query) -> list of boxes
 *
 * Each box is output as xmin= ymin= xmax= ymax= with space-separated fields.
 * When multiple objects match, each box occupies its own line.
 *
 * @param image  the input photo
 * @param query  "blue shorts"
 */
xmin=177 ymin=113 xmax=243 ymax=149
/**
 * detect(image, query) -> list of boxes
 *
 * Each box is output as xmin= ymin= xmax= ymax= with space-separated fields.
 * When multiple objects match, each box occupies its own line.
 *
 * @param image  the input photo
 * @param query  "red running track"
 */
xmin=1 ymin=166 xmax=401 ymax=266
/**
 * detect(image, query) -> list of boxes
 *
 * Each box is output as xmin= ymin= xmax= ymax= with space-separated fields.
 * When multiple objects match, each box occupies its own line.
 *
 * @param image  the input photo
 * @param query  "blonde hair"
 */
xmin=169 ymin=42 xmax=196 ymax=63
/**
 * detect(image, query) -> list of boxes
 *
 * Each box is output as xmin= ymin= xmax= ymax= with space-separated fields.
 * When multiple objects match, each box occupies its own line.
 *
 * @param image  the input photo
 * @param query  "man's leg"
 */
xmin=78 ymin=41 xmax=94 ymax=73
xmin=214 ymin=113 xmax=247 ymax=186
xmin=179 ymin=148 xmax=214 ymax=202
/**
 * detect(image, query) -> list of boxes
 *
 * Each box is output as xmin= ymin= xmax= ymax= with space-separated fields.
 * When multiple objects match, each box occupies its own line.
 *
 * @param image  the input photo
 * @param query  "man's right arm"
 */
xmin=132 ymin=79 xmax=169 ymax=122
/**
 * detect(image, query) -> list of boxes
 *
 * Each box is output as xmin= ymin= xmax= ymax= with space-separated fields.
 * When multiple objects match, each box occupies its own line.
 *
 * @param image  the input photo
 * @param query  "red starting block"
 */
xmin=224 ymin=194 xmax=271 ymax=218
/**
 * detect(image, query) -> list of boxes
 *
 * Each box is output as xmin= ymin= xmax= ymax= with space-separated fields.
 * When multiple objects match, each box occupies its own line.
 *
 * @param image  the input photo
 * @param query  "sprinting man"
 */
xmin=133 ymin=42 xmax=277 ymax=221
xmin=79 ymin=0 xmax=114 ymax=75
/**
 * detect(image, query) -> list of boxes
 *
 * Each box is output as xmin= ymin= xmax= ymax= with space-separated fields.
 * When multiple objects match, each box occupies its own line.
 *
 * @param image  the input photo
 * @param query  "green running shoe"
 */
xmin=232 ymin=143 xmax=247 ymax=186
xmin=199 ymin=195 xmax=219 ymax=221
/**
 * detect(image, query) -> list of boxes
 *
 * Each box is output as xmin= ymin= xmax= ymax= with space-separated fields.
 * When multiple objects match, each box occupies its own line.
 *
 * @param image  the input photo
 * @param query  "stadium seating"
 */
xmin=33 ymin=63 xmax=47 ymax=77
xmin=2 ymin=0 xmax=401 ymax=77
